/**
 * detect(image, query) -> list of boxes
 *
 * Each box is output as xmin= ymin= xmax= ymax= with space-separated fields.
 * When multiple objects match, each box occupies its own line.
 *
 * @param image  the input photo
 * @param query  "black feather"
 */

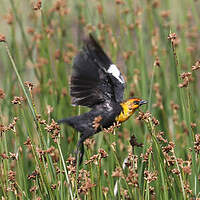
xmin=83 ymin=34 xmax=112 ymax=70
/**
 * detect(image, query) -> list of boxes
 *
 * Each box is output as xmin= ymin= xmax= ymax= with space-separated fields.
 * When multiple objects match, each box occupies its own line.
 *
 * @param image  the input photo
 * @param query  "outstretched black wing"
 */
xmin=70 ymin=34 xmax=125 ymax=108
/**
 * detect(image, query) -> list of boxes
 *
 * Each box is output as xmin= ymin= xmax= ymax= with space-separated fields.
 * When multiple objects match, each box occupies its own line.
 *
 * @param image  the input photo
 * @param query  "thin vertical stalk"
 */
xmin=57 ymin=139 xmax=74 ymax=200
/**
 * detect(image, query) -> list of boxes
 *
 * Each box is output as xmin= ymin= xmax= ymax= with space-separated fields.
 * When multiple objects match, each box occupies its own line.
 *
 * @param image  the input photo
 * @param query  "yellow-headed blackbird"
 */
xmin=58 ymin=34 xmax=147 ymax=163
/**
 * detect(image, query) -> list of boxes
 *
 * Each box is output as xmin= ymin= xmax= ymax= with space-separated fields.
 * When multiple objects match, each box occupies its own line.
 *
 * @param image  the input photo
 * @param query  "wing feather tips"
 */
xmin=83 ymin=34 xmax=112 ymax=70
xmin=70 ymin=38 xmax=108 ymax=107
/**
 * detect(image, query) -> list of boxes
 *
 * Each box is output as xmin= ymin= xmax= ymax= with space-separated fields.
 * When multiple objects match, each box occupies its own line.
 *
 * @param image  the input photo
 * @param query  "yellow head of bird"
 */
xmin=126 ymin=98 xmax=148 ymax=111
xmin=116 ymin=98 xmax=148 ymax=123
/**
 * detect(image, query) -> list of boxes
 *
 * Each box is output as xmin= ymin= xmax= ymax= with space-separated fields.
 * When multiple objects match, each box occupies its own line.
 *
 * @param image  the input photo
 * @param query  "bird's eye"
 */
xmin=134 ymin=101 xmax=140 ymax=105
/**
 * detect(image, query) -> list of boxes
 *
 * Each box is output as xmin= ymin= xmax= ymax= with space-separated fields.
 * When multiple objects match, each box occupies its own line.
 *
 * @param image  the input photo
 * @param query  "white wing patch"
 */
xmin=107 ymin=64 xmax=124 ymax=83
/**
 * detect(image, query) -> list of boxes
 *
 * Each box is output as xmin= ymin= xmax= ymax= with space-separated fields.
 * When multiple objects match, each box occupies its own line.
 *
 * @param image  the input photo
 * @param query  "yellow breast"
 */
xmin=115 ymin=103 xmax=135 ymax=123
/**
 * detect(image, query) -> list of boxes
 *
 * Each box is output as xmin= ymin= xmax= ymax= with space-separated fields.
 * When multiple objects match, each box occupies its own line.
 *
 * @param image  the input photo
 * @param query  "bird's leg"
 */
xmin=74 ymin=133 xmax=88 ymax=165
xmin=74 ymin=142 xmax=84 ymax=165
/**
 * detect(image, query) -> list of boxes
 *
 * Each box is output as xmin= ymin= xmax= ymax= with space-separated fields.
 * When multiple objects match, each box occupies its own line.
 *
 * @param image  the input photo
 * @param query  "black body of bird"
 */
xmin=58 ymin=34 xmax=147 ymax=164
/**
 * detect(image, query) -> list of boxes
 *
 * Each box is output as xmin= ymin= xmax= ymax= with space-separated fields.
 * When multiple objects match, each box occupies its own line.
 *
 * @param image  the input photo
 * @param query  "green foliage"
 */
xmin=0 ymin=0 xmax=200 ymax=199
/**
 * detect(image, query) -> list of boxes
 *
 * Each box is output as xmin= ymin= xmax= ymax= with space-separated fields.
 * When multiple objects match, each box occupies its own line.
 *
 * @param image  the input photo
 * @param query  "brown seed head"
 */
xmin=97 ymin=4 xmax=103 ymax=15
xmin=45 ymin=119 xmax=61 ymax=142
xmin=103 ymin=121 xmax=121 ymax=134
xmin=194 ymin=134 xmax=200 ymax=154
xmin=184 ymin=182 xmax=193 ymax=194
xmin=84 ymin=154 xmax=99 ymax=165
xmin=45 ymin=27 xmax=54 ymax=38
xmin=4 ymin=12 xmax=14 ymax=25
xmin=160 ymin=10 xmax=170 ymax=19
xmin=11 ymin=96 xmax=24 ymax=105
xmin=98 ymin=148 xmax=108 ymax=159
xmin=9 ymin=152 xmax=18 ymax=160
xmin=141 ymin=146 xmax=152 ymax=162
xmin=33 ymin=0 xmax=42 ymax=10
xmin=84 ymin=138 xmax=96 ymax=149
xmin=178 ymin=72 xmax=192 ymax=88
xmin=126 ymin=168 xmax=139 ymax=187
xmin=192 ymin=60 xmax=200 ymax=71
xmin=162 ymin=142 xmax=175 ymax=153
xmin=51 ymin=184 xmax=57 ymax=190
xmin=154 ymin=57 xmax=160 ymax=67
xmin=171 ymin=168 xmax=180 ymax=175
xmin=66 ymin=155 xmax=76 ymax=166
xmin=115 ymin=0 xmax=124 ymax=5
xmin=92 ymin=115 xmax=102 ymax=130
xmin=27 ymin=27 xmax=35 ymax=35
xmin=78 ymin=169 xmax=96 ymax=195
xmin=0 ymin=34 xmax=6 ymax=42
xmin=8 ymin=170 xmax=16 ymax=183
xmin=180 ymin=72 xmax=192 ymax=79
xmin=0 ymin=152 xmax=9 ymax=159
xmin=170 ymin=101 xmax=179 ymax=111
xmin=30 ymin=185 xmax=37 ymax=193
xmin=168 ymin=32 xmax=177 ymax=43
xmin=24 ymin=81 xmax=34 ymax=91
xmin=129 ymin=135 xmax=143 ymax=151
xmin=182 ymin=166 xmax=191 ymax=175
xmin=104 ymin=170 xmax=108 ymax=177
xmin=33 ymin=33 xmax=43 ymax=43
xmin=112 ymin=167 xmax=124 ymax=178
xmin=66 ymin=156 xmax=76 ymax=175
xmin=27 ymin=170 xmax=40 ymax=180
xmin=152 ymin=117 xmax=160 ymax=126
xmin=46 ymin=105 xmax=53 ymax=115
xmin=156 ymin=132 xmax=168 ymax=143
xmin=0 ymin=124 xmax=7 ymax=136
xmin=0 ymin=88 xmax=5 ymax=99
xmin=55 ymin=49 xmax=61 ymax=60
xmin=190 ymin=122 xmax=196 ymax=128
xmin=144 ymin=170 xmax=158 ymax=183
xmin=152 ymin=0 xmax=160 ymax=8
xmin=24 ymin=137 xmax=32 ymax=149
xmin=7 ymin=117 xmax=18 ymax=134
xmin=35 ymin=57 xmax=48 ymax=68
xmin=102 ymin=187 xmax=109 ymax=195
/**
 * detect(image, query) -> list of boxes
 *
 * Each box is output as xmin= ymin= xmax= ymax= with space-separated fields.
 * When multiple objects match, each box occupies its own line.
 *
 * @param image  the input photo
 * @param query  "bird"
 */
xmin=58 ymin=34 xmax=147 ymax=164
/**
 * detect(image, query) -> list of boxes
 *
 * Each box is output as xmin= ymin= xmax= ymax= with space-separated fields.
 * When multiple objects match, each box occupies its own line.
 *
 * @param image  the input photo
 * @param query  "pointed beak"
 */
xmin=139 ymin=100 xmax=148 ymax=106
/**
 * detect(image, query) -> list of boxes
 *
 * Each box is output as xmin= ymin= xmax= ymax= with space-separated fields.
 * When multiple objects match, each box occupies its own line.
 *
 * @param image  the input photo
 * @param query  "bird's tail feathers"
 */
xmin=57 ymin=117 xmax=74 ymax=127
